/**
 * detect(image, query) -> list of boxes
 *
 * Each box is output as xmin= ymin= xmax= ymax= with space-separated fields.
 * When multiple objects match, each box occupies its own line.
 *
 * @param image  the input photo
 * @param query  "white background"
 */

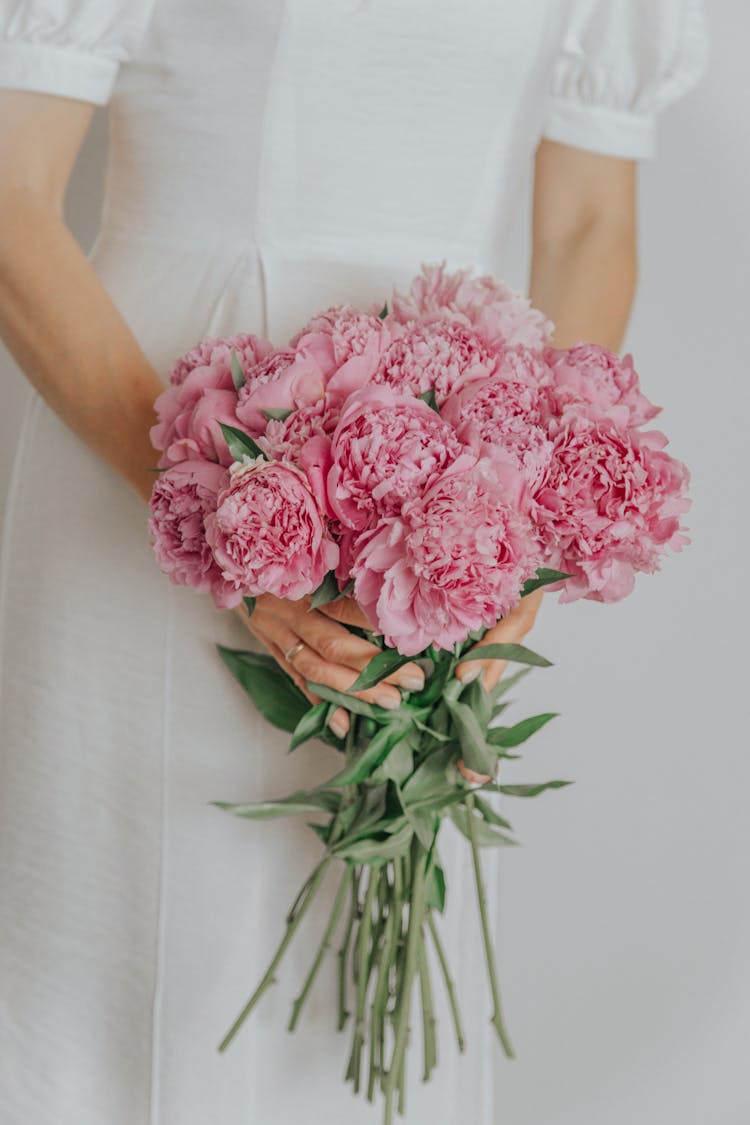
xmin=1 ymin=2 xmax=747 ymax=1122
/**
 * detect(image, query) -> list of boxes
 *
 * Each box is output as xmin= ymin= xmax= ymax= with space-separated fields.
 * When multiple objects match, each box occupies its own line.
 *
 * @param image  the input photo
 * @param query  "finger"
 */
xmin=455 ymin=590 xmax=543 ymax=689
xmin=251 ymin=627 xmax=351 ymax=738
xmin=317 ymin=595 xmax=373 ymax=631
xmin=260 ymin=602 xmax=421 ymax=695
xmin=253 ymin=613 xmax=403 ymax=711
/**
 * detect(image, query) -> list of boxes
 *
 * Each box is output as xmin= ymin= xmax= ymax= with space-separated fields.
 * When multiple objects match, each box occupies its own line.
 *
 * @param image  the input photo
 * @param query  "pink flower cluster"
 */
xmin=149 ymin=263 xmax=690 ymax=652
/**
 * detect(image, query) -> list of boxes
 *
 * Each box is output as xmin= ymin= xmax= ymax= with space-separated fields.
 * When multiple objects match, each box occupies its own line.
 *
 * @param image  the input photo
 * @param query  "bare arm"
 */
xmin=0 ymin=91 xmax=164 ymax=501
xmin=456 ymin=140 xmax=638 ymax=691
xmin=0 ymin=91 xmax=421 ymax=734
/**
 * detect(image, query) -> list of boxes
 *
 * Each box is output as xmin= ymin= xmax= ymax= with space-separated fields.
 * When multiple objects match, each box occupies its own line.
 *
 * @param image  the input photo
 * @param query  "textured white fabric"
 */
xmin=0 ymin=3 xmax=706 ymax=1124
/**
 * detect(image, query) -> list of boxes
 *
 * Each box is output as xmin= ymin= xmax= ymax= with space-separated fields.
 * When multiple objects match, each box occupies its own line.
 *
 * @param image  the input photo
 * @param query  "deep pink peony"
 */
xmin=327 ymin=385 xmax=466 ymax=532
xmin=391 ymin=262 xmax=552 ymax=351
xmin=290 ymin=304 xmax=392 ymax=402
xmin=374 ymin=318 xmax=501 ymax=404
xmin=151 ymin=333 xmax=272 ymax=467
xmin=351 ymin=457 xmax=541 ymax=655
xmin=542 ymin=343 xmax=660 ymax=428
xmin=534 ymin=418 xmax=690 ymax=603
xmin=235 ymin=347 xmax=326 ymax=436
xmin=166 ymin=332 xmax=272 ymax=388
xmin=148 ymin=460 xmax=241 ymax=608
xmin=441 ymin=375 xmax=553 ymax=492
xmin=205 ymin=458 xmax=339 ymax=601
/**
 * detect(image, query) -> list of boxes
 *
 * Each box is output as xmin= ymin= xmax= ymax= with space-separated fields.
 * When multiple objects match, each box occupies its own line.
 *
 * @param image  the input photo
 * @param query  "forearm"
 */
xmin=0 ymin=192 xmax=163 ymax=502
xmin=529 ymin=221 xmax=637 ymax=352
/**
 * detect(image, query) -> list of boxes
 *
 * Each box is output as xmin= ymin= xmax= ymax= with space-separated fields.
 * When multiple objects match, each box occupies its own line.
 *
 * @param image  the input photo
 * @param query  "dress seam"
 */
xmin=149 ymin=584 xmax=175 ymax=1125
xmin=0 ymin=390 xmax=39 ymax=728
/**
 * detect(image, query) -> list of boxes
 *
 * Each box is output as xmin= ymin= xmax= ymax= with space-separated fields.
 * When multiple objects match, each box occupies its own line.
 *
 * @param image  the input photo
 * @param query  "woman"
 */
xmin=0 ymin=2 xmax=706 ymax=1122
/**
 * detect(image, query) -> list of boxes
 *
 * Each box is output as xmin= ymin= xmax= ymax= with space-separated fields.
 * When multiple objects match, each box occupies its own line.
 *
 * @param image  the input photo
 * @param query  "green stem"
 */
xmin=418 ymin=927 xmax=437 ymax=1081
xmin=337 ymin=867 xmax=360 ymax=1031
xmin=383 ymin=842 xmax=428 ymax=1124
xmin=426 ymin=912 xmax=465 ymax=1053
xmin=346 ymin=866 xmax=379 ymax=1092
xmin=368 ymin=866 xmax=400 ymax=1102
xmin=288 ymin=865 xmax=352 ymax=1032
xmin=465 ymin=793 xmax=514 ymax=1058
xmin=218 ymin=856 xmax=331 ymax=1052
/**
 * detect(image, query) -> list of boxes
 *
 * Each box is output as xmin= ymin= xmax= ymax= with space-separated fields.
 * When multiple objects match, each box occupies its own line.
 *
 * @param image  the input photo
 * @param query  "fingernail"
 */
xmin=377 ymin=694 xmax=401 ymax=711
xmin=329 ymin=714 xmax=349 ymax=738
xmin=400 ymin=674 xmax=424 ymax=692
xmin=456 ymin=666 xmax=481 ymax=684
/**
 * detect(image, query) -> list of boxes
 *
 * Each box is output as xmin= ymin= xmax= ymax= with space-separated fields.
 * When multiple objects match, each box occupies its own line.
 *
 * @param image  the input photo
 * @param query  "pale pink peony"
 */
xmin=148 ymin=460 xmax=241 ymax=609
xmin=151 ymin=333 xmax=272 ymax=468
xmin=534 ymin=418 xmax=690 ymax=603
xmin=166 ymin=332 xmax=272 ymax=388
xmin=441 ymin=375 xmax=554 ymax=493
xmin=205 ymin=458 xmax=339 ymax=601
xmin=327 ymin=385 xmax=466 ymax=532
xmin=391 ymin=262 xmax=552 ymax=350
xmin=235 ymin=347 xmax=326 ymax=436
xmin=374 ymin=318 xmax=501 ymax=404
xmin=542 ymin=343 xmax=660 ymax=428
xmin=258 ymin=398 xmax=340 ymax=462
xmin=352 ymin=457 xmax=541 ymax=655
xmin=290 ymin=304 xmax=392 ymax=402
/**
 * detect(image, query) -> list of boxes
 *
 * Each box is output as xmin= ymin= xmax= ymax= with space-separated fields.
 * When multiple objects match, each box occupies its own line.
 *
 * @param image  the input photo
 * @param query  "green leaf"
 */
xmin=425 ymin=861 xmax=446 ymax=913
xmin=331 ymin=723 xmax=409 ymax=786
xmin=450 ymin=805 xmax=517 ymax=847
xmin=309 ymin=571 xmax=344 ymax=609
xmin=520 ymin=568 xmax=571 ymax=597
xmin=380 ymin=736 xmax=415 ymax=784
xmin=487 ymin=713 xmax=559 ymax=749
xmin=462 ymin=676 xmax=492 ymax=730
xmin=211 ymin=789 xmax=340 ymax=819
xmin=261 ymin=407 xmax=294 ymax=422
xmin=218 ymin=422 xmax=266 ymax=463
xmin=418 ymin=387 xmax=439 ymax=413
xmin=490 ymin=667 xmax=531 ymax=704
xmin=472 ymin=795 xmax=513 ymax=831
xmin=243 ymin=596 xmax=256 ymax=618
xmin=230 ymin=350 xmax=246 ymax=391
xmin=305 ymin=681 xmax=397 ymax=722
xmin=289 ymin=701 xmax=331 ymax=751
xmin=444 ymin=697 xmax=495 ymax=778
xmin=498 ymin=780 xmax=572 ymax=798
xmin=406 ymin=809 xmax=438 ymax=852
xmin=333 ymin=821 xmax=413 ymax=865
xmin=457 ymin=643 xmax=552 ymax=668
xmin=348 ymin=649 xmax=416 ymax=693
xmin=401 ymin=747 xmax=456 ymax=805
xmin=378 ymin=301 xmax=388 ymax=320
xmin=218 ymin=645 xmax=310 ymax=732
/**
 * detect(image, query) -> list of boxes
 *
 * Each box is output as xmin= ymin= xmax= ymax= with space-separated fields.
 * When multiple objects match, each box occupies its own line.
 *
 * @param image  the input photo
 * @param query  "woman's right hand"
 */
xmin=236 ymin=594 xmax=425 ymax=739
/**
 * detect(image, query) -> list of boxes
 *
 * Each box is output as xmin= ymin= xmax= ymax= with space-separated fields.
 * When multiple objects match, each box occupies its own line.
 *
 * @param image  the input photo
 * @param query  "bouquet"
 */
xmin=148 ymin=263 xmax=690 ymax=1122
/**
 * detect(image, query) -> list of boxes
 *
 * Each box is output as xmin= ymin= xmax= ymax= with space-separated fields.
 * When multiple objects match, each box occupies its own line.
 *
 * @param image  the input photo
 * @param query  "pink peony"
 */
xmin=258 ymin=398 xmax=340 ymax=462
xmin=441 ymin=375 xmax=554 ymax=492
xmin=374 ymin=318 xmax=501 ymax=404
xmin=205 ymin=458 xmax=339 ymax=601
xmin=542 ymin=343 xmax=660 ymax=428
xmin=166 ymin=332 xmax=272 ymax=388
xmin=235 ymin=348 xmax=326 ymax=436
xmin=151 ymin=333 xmax=272 ymax=468
xmin=391 ymin=262 xmax=552 ymax=350
xmin=290 ymin=304 xmax=391 ymax=402
xmin=352 ymin=457 xmax=541 ymax=655
xmin=148 ymin=460 xmax=241 ymax=608
xmin=327 ymin=385 xmax=466 ymax=532
xmin=534 ymin=418 xmax=690 ymax=603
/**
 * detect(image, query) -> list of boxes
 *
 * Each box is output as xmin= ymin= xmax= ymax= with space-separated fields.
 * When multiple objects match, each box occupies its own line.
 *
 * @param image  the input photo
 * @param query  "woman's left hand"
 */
xmin=454 ymin=589 xmax=544 ymax=691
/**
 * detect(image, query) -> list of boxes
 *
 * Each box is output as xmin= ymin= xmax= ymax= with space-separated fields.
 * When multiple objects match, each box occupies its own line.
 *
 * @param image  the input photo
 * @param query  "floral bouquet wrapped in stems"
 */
xmin=149 ymin=263 xmax=690 ymax=1123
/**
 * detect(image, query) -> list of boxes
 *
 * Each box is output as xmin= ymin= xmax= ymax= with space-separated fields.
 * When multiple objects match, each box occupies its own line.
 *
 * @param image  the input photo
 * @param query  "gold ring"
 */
xmin=285 ymin=641 xmax=305 ymax=665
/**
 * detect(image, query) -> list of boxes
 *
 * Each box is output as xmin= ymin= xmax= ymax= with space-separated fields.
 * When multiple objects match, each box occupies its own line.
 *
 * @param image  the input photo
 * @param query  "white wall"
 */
xmin=1 ymin=3 xmax=747 ymax=1121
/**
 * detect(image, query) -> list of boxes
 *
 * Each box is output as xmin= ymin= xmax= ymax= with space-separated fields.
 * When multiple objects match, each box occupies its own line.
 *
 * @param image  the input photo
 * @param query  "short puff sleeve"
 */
xmin=0 ymin=0 xmax=156 ymax=105
xmin=544 ymin=0 xmax=708 ymax=160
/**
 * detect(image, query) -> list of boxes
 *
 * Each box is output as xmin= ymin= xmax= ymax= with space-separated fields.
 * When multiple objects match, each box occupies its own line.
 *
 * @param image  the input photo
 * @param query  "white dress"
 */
xmin=0 ymin=3 xmax=706 ymax=1123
